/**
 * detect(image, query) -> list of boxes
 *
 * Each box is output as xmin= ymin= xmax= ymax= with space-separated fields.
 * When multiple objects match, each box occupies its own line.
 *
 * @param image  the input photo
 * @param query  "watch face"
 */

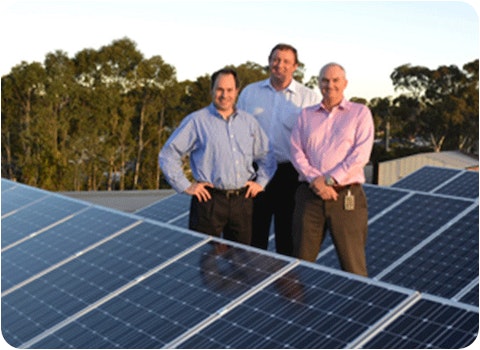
xmin=326 ymin=176 xmax=334 ymax=186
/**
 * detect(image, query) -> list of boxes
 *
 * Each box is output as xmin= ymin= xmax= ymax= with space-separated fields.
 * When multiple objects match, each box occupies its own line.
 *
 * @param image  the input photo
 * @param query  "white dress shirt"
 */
xmin=237 ymin=79 xmax=320 ymax=163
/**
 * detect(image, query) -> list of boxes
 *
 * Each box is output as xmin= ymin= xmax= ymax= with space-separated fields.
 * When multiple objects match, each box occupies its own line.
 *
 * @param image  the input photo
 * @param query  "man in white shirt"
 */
xmin=237 ymin=43 xmax=320 ymax=256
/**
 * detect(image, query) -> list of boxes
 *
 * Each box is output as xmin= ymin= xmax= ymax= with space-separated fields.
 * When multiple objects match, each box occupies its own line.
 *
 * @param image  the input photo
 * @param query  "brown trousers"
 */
xmin=292 ymin=183 xmax=368 ymax=276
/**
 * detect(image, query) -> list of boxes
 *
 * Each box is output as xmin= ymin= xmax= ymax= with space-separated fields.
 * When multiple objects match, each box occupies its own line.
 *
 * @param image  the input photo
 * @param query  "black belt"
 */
xmin=209 ymin=187 xmax=248 ymax=199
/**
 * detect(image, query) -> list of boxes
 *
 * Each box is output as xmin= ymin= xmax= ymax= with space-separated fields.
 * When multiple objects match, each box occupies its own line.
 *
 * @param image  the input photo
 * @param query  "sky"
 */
xmin=0 ymin=0 xmax=478 ymax=100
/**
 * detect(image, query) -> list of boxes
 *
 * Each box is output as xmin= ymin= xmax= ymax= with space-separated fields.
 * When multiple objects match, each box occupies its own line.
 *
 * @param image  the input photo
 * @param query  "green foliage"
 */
xmin=2 ymin=37 xmax=478 ymax=191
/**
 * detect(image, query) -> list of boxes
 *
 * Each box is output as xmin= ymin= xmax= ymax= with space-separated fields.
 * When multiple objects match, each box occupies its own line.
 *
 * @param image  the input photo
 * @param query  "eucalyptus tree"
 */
xmin=1 ymin=61 xmax=47 ymax=186
xmin=390 ymin=60 xmax=478 ymax=152
xmin=72 ymin=38 xmax=144 ymax=190
xmin=129 ymin=55 xmax=178 ymax=189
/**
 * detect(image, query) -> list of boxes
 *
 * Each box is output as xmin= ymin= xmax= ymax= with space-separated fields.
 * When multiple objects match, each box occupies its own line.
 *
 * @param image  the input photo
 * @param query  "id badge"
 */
xmin=344 ymin=190 xmax=355 ymax=211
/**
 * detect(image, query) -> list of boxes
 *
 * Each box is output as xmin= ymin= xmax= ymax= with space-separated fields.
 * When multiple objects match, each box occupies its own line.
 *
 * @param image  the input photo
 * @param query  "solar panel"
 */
xmin=1 ymin=180 xmax=49 ymax=216
xmin=433 ymin=170 xmax=479 ymax=198
xmin=316 ymin=194 xmax=474 ymax=275
xmin=391 ymin=166 xmax=461 ymax=192
xmin=173 ymin=264 xmax=415 ymax=349
xmin=1 ymin=195 xmax=88 ymax=247
xmin=134 ymin=193 xmax=190 ymax=223
xmin=2 ymin=221 xmax=207 ymax=347
xmin=1 ymin=168 xmax=478 ymax=349
xmin=378 ymin=205 xmax=479 ymax=302
xmin=21 ymin=243 xmax=291 ymax=348
xmin=360 ymin=296 xmax=478 ymax=348
xmin=2 ymin=207 xmax=139 ymax=292
xmin=363 ymin=184 xmax=410 ymax=217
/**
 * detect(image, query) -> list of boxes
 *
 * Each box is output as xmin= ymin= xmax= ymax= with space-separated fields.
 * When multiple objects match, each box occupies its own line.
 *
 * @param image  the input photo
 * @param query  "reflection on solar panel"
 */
xmin=175 ymin=265 xmax=414 ymax=348
xmin=2 ymin=166 xmax=479 ymax=349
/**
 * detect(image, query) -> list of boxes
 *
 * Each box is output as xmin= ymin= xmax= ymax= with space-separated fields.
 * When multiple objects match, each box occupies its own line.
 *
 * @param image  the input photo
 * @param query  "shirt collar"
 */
xmin=208 ymin=103 xmax=238 ymax=120
xmin=262 ymin=78 xmax=298 ymax=94
xmin=318 ymin=98 xmax=348 ymax=112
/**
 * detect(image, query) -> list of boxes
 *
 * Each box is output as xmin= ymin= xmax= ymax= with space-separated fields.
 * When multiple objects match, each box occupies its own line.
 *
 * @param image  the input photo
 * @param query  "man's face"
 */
xmin=269 ymin=49 xmax=298 ymax=83
xmin=319 ymin=65 xmax=348 ymax=101
xmin=212 ymin=73 xmax=238 ymax=114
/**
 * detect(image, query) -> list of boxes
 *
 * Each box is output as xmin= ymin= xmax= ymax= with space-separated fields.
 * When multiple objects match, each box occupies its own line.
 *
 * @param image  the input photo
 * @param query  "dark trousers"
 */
xmin=189 ymin=189 xmax=253 ymax=245
xmin=292 ymin=183 xmax=369 ymax=276
xmin=251 ymin=162 xmax=300 ymax=256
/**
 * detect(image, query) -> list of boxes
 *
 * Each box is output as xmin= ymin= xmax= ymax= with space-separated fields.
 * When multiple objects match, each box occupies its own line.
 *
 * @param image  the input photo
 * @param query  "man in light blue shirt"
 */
xmin=159 ymin=68 xmax=276 ymax=244
xmin=237 ymin=43 xmax=321 ymax=256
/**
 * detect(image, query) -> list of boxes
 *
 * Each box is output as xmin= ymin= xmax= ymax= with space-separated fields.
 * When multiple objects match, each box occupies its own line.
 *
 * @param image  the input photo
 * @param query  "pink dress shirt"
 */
xmin=290 ymin=99 xmax=374 ymax=186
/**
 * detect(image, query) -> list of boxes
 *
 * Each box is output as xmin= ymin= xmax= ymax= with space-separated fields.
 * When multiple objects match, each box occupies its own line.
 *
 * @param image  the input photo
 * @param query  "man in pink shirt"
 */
xmin=290 ymin=63 xmax=374 ymax=276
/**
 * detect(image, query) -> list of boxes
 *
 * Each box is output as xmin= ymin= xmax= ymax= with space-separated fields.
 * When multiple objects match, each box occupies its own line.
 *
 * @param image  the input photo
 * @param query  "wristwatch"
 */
xmin=325 ymin=175 xmax=336 ymax=186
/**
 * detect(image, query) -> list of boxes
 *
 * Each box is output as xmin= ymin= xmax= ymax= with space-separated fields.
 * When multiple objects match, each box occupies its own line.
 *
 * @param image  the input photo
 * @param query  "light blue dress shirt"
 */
xmin=237 ymin=79 xmax=321 ymax=163
xmin=159 ymin=103 xmax=277 ymax=193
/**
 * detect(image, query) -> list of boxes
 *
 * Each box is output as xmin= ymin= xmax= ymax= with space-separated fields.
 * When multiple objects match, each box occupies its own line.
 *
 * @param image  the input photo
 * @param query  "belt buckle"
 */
xmin=226 ymin=189 xmax=243 ymax=199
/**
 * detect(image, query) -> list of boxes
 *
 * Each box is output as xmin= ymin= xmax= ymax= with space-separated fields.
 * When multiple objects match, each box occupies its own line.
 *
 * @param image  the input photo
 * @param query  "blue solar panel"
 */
xmin=175 ymin=265 xmax=414 ymax=348
xmin=134 ymin=193 xmax=190 ymax=223
xmin=363 ymin=184 xmax=410 ymax=217
xmin=459 ymin=284 xmax=479 ymax=306
xmin=26 ymin=243 xmax=290 ymax=348
xmin=362 ymin=297 xmax=478 ymax=348
xmin=434 ymin=170 xmax=479 ymax=199
xmin=1 ymin=182 xmax=48 ymax=215
xmin=1 ymin=221 xmax=206 ymax=347
xmin=392 ymin=166 xmax=461 ymax=192
xmin=2 ymin=195 xmax=88 ymax=247
xmin=1 ymin=178 xmax=17 ymax=191
xmin=2 ymin=207 xmax=138 ymax=292
xmin=2 ymin=171 xmax=478 ymax=349
xmin=317 ymin=194 xmax=474 ymax=277
xmin=380 ymin=205 xmax=478 ymax=302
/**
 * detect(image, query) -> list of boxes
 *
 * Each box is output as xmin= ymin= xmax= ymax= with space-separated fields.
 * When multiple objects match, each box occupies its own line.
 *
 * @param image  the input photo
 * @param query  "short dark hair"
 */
xmin=268 ymin=43 xmax=299 ymax=64
xmin=211 ymin=68 xmax=240 ymax=90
